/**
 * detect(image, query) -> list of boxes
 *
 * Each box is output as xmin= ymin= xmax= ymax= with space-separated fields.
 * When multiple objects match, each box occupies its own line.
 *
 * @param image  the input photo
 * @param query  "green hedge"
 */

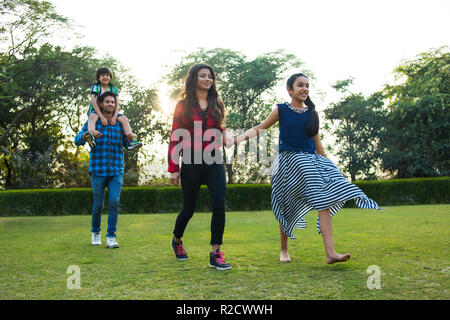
xmin=0 ymin=177 xmax=448 ymax=216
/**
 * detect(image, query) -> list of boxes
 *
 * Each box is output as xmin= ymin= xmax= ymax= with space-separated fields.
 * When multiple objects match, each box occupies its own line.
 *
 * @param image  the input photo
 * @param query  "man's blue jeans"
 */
xmin=90 ymin=174 xmax=123 ymax=238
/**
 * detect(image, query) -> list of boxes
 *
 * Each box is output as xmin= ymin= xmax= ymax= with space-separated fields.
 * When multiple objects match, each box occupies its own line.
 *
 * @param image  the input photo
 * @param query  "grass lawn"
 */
xmin=0 ymin=204 xmax=448 ymax=300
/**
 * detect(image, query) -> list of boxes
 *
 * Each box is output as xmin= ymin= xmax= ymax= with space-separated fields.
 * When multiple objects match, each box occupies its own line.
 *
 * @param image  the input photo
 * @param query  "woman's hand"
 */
xmin=224 ymin=134 xmax=235 ymax=148
xmin=170 ymin=172 xmax=180 ymax=186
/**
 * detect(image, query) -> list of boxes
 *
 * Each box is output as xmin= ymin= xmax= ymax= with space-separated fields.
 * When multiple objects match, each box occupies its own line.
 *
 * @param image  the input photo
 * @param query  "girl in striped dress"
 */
xmin=230 ymin=73 xmax=381 ymax=264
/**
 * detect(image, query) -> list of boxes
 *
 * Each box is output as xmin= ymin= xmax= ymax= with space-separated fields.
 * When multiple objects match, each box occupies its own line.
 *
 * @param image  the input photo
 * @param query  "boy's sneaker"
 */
xmin=106 ymin=237 xmax=119 ymax=249
xmin=128 ymin=137 xmax=142 ymax=150
xmin=84 ymin=131 xmax=96 ymax=148
xmin=91 ymin=232 xmax=101 ymax=246
xmin=171 ymin=238 xmax=188 ymax=260
xmin=209 ymin=250 xmax=232 ymax=270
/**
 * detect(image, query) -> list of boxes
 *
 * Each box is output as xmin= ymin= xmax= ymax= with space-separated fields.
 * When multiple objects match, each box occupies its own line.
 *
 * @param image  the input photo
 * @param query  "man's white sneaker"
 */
xmin=106 ymin=237 xmax=119 ymax=249
xmin=91 ymin=232 xmax=101 ymax=246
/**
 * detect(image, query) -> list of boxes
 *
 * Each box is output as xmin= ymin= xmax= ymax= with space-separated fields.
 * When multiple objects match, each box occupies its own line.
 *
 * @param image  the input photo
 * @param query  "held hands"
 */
xmin=225 ymin=135 xmax=244 ymax=148
xmin=170 ymin=172 xmax=180 ymax=186
xmin=223 ymin=130 xmax=236 ymax=148
xmin=224 ymin=134 xmax=235 ymax=148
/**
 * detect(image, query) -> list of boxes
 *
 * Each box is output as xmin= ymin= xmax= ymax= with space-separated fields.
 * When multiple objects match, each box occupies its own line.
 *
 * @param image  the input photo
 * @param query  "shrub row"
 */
xmin=0 ymin=177 xmax=448 ymax=216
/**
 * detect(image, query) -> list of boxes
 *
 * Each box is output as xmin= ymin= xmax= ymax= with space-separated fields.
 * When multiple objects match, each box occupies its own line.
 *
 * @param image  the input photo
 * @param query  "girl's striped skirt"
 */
xmin=271 ymin=151 xmax=382 ymax=239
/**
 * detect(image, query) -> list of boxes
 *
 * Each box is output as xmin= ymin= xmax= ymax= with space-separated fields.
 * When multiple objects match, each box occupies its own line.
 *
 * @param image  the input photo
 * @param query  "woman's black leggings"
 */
xmin=173 ymin=163 xmax=226 ymax=245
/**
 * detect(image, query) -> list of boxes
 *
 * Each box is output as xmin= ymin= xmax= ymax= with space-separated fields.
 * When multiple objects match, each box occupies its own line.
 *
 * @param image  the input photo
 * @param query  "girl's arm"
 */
xmin=91 ymin=94 xmax=108 ymax=126
xmin=233 ymin=106 xmax=279 ymax=145
xmin=314 ymin=132 xmax=327 ymax=157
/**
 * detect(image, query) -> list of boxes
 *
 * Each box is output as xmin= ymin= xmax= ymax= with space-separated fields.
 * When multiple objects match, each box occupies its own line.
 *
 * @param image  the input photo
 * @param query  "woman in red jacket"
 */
xmin=168 ymin=63 xmax=232 ymax=270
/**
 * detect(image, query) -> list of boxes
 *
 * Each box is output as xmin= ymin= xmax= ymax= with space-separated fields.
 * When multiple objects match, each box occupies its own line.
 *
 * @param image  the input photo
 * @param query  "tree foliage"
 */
xmin=0 ymin=0 xmax=165 ymax=189
xmin=324 ymin=78 xmax=385 ymax=181
xmin=324 ymin=47 xmax=449 ymax=180
xmin=380 ymin=46 xmax=449 ymax=178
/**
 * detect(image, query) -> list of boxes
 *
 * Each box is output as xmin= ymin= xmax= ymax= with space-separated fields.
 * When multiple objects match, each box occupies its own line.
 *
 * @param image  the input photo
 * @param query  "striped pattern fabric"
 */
xmin=74 ymin=119 xmax=129 ymax=176
xmin=271 ymin=151 xmax=382 ymax=239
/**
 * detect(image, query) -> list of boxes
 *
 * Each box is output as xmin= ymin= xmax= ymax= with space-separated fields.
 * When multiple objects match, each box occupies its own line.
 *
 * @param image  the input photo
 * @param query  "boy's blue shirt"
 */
xmin=74 ymin=119 xmax=130 ymax=176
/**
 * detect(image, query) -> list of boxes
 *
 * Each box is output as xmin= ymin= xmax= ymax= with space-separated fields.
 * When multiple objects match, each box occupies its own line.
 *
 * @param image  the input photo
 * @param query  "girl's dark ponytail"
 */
xmin=305 ymin=96 xmax=319 ymax=137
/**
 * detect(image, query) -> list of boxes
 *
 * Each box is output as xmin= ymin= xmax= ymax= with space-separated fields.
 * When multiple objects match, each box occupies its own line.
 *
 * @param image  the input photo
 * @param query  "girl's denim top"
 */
xmin=278 ymin=102 xmax=316 ymax=154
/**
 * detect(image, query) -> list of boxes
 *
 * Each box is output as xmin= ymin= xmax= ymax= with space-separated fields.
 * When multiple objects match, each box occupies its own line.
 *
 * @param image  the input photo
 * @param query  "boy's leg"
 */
xmin=87 ymin=113 xmax=101 ymax=149
xmin=117 ymin=115 xmax=142 ymax=150
xmin=90 ymin=175 xmax=107 ymax=234
xmin=117 ymin=115 xmax=136 ymax=139
xmin=106 ymin=174 xmax=123 ymax=239
xmin=279 ymin=225 xmax=291 ymax=262
xmin=318 ymin=209 xmax=351 ymax=264
xmin=88 ymin=113 xmax=100 ymax=134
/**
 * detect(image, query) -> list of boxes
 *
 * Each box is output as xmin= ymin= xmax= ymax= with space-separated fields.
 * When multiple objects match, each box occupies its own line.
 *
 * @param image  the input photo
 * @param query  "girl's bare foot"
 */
xmin=280 ymin=250 xmax=291 ymax=263
xmin=326 ymin=252 xmax=351 ymax=264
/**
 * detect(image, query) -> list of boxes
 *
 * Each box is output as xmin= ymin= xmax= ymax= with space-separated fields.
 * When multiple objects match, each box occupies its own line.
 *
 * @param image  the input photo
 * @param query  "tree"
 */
xmin=0 ymin=0 xmax=69 ymax=57
xmin=323 ymin=78 xmax=385 ymax=181
xmin=0 ymin=45 xmax=166 ymax=188
xmin=118 ymin=72 xmax=167 ymax=186
xmin=0 ymin=1 xmax=166 ymax=188
xmin=0 ymin=0 xmax=70 ymax=141
xmin=0 ymin=44 xmax=87 ymax=188
xmin=0 ymin=0 xmax=72 ymax=188
xmin=165 ymin=48 xmax=305 ymax=183
xmin=380 ymin=46 xmax=450 ymax=178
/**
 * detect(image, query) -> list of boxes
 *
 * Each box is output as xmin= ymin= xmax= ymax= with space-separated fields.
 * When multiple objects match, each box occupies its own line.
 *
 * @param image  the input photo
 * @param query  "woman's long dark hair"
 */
xmin=180 ymin=63 xmax=225 ymax=126
xmin=286 ymin=73 xmax=319 ymax=137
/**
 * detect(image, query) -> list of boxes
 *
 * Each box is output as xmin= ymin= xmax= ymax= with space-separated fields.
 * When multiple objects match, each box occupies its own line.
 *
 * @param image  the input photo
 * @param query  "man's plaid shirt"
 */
xmin=168 ymin=101 xmax=226 ymax=173
xmin=74 ymin=118 xmax=129 ymax=176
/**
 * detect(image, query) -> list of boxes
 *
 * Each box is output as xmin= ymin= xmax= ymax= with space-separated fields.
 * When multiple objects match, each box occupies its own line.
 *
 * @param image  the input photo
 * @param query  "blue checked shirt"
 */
xmin=74 ymin=118 xmax=129 ymax=176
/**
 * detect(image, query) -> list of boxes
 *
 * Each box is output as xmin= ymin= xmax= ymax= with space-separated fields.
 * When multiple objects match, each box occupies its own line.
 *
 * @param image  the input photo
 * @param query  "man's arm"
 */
xmin=74 ymin=121 xmax=89 ymax=146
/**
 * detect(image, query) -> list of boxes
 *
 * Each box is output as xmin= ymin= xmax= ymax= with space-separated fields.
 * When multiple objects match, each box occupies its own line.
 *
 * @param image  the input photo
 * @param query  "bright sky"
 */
xmin=50 ymin=0 xmax=449 ymax=111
